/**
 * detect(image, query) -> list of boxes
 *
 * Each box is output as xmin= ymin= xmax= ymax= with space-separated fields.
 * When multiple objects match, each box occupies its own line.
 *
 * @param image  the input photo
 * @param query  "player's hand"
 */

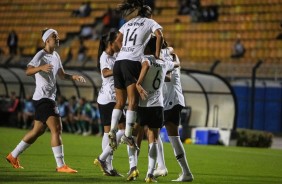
xmin=73 ymin=75 xmax=86 ymax=83
xmin=40 ymin=64 xmax=53 ymax=73
xmin=136 ymin=84 xmax=148 ymax=100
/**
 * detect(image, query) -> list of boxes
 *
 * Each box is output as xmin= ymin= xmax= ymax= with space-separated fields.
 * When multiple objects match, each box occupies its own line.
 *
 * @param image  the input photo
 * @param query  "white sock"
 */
xmin=156 ymin=136 xmax=166 ymax=170
xmin=133 ymin=136 xmax=138 ymax=166
xmin=102 ymin=132 xmax=113 ymax=170
xmin=116 ymin=129 xmax=125 ymax=144
xmin=99 ymin=130 xmax=125 ymax=163
xmin=147 ymin=142 xmax=157 ymax=176
xmin=106 ymin=153 xmax=113 ymax=171
xmin=11 ymin=140 xmax=30 ymax=158
xmin=168 ymin=136 xmax=191 ymax=175
xmin=110 ymin=109 xmax=122 ymax=131
xmin=102 ymin=133 xmax=109 ymax=150
xmin=104 ymin=130 xmax=125 ymax=170
xmin=99 ymin=145 xmax=113 ymax=161
xmin=52 ymin=145 xmax=65 ymax=167
xmin=127 ymin=144 xmax=137 ymax=169
xmin=125 ymin=110 xmax=136 ymax=137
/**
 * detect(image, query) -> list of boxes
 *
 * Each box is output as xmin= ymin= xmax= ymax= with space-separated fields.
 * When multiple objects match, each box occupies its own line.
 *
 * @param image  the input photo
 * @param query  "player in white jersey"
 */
xmin=6 ymin=28 xmax=86 ymax=173
xmin=153 ymin=41 xmax=194 ymax=182
xmin=108 ymin=0 xmax=163 ymax=153
xmin=136 ymin=36 xmax=179 ymax=182
xmin=93 ymin=31 xmax=125 ymax=177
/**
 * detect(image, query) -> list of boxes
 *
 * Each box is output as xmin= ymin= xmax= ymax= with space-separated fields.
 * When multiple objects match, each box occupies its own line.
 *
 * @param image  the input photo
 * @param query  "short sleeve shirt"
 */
xmin=97 ymin=51 xmax=116 ymax=104
xmin=161 ymin=49 xmax=185 ymax=110
xmin=27 ymin=49 xmax=63 ymax=101
xmin=139 ymin=55 xmax=174 ymax=107
xmin=116 ymin=16 xmax=162 ymax=62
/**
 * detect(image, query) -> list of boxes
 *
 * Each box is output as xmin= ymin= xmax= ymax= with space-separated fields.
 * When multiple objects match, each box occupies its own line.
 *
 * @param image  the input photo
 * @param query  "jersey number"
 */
xmin=153 ymin=70 xmax=161 ymax=90
xmin=124 ymin=28 xmax=137 ymax=46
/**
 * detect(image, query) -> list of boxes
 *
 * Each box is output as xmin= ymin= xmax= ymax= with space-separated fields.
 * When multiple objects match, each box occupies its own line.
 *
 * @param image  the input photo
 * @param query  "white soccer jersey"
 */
xmin=116 ymin=16 xmax=162 ymax=61
xmin=139 ymin=55 xmax=174 ymax=107
xmin=97 ymin=51 xmax=116 ymax=105
xmin=161 ymin=49 xmax=185 ymax=110
xmin=27 ymin=49 xmax=63 ymax=101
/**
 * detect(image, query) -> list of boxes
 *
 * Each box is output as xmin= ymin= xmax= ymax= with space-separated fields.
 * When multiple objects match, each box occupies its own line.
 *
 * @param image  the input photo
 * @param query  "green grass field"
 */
xmin=1 ymin=127 xmax=282 ymax=184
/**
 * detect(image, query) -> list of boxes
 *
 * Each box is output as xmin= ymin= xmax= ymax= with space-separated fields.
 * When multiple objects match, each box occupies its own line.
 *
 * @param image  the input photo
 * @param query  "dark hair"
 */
xmin=145 ymin=36 xmax=156 ymax=55
xmin=162 ymin=39 xmax=168 ymax=49
xmin=138 ymin=5 xmax=152 ymax=18
xmin=41 ymin=28 xmax=49 ymax=37
xmin=97 ymin=31 xmax=117 ymax=72
xmin=118 ymin=0 xmax=144 ymax=17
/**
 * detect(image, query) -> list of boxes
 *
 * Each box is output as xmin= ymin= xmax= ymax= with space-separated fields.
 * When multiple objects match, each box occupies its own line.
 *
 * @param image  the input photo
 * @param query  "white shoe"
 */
xmin=153 ymin=168 xmax=168 ymax=178
xmin=172 ymin=173 xmax=194 ymax=182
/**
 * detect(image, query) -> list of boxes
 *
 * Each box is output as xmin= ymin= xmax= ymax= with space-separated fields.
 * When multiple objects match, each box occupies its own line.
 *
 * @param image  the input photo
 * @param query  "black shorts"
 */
xmin=33 ymin=98 xmax=59 ymax=123
xmin=138 ymin=106 xmax=164 ymax=128
xmin=113 ymin=59 xmax=141 ymax=89
xmin=98 ymin=102 xmax=125 ymax=126
xmin=164 ymin=104 xmax=183 ymax=126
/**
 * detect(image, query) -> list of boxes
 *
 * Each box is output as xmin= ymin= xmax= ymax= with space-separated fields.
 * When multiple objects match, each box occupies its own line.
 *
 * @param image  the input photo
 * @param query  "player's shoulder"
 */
xmin=53 ymin=50 xmax=60 ymax=57
xmin=32 ymin=49 xmax=46 ymax=60
xmin=100 ymin=51 xmax=108 ymax=59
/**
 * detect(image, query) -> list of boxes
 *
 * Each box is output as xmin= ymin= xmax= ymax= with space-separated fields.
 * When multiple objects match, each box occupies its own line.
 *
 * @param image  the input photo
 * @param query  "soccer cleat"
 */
xmin=121 ymin=135 xmax=140 ymax=151
xmin=145 ymin=174 xmax=158 ymax=183
xmin=108 ymin=130 xmax=117 ymax=150
xmin=153 ymin=168 xmax=168 ymax=178
xmin=56 ymin=165 xmax=77 ymax=173
xmin=127 ymin=166 xmax=139 ymax=181
xmin=94 ymin=157 xmax=111 ymax=175
xmin=108 ymin=169 xmax=124 ymax=177
xmin=172 ymin=173 xmax=194 ymax=182
xmin=6 ymin=153 xmax=23 ymax=169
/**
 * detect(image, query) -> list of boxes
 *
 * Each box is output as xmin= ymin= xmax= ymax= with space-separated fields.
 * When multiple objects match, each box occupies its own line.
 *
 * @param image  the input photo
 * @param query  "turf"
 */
xmin=0 ymin=127 xmax=282 ymax=184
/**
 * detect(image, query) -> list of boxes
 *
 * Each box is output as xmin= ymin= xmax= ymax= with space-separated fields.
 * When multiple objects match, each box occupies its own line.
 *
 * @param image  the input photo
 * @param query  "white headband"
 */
xmin=42 ymin=29 xmax=58 ymax=43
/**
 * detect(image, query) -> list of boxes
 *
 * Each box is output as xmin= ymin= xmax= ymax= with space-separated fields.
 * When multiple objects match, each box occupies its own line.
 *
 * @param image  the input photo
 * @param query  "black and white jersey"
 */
xmin=139 ymin=55 xmax=174 ymax=107
xmin=161 ymin=48 xmax=185 ymax=110
xmin=116 ymin=16 xmax=162 ymax=62
xmin=97 ymin=51 xmax=116 ymax=105
xmin=27 ymin=49 xmax=62 ymax=101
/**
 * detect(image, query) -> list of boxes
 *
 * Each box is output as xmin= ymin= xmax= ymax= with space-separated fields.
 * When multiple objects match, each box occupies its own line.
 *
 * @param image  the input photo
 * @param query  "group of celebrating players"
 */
xmin=6 ymin=0 xmax=193 ymax=182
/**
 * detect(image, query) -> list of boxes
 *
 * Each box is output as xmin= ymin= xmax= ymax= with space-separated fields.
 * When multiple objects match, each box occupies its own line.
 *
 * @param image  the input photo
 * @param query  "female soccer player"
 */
xmin=153 ymin=43 xmax=194 ymax=182
xmin=136 ymin=36 xmax=179 ymax=182
xmin=94 ymin=31 xmax=125 ymax=177
xmin=108 ymin=0 xmax=163 ymax=151
xmin=6 ymin=28 xmax=86 ymax=173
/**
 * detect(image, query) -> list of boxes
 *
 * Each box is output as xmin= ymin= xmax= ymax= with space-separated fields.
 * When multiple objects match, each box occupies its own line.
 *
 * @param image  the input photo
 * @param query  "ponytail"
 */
xmin=118 ymin=0 xmax=144 ymax=17
xmin=97 ymin=35 xmax=107 ymax=72
xmin=97 ymin=31 xmax=117 ymax=72
xmin=138 ymin=5 xmax=152 ymax=18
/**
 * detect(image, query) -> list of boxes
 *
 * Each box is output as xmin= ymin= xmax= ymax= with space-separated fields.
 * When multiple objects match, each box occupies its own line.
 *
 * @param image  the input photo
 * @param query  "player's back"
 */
xmin=117 ymin=16 xmax=162 ymax=61
xmin=139 ymin=55 xmax=174 ymax=107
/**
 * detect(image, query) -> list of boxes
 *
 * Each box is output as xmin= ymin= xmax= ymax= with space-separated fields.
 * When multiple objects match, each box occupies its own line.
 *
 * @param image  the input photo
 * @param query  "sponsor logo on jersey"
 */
xmin=128 ymin=22 xmax=144 ymax=26
xmin=121 ymin=47 xmax=135 ymax=52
